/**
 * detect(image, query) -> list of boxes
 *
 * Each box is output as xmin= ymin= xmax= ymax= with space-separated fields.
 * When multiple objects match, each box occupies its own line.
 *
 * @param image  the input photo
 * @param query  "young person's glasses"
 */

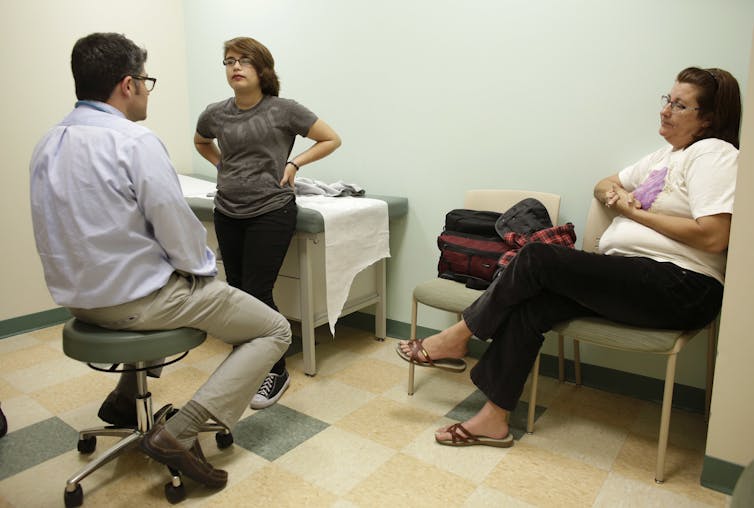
xmin=223 ymin=57 xmax=254 ymax=67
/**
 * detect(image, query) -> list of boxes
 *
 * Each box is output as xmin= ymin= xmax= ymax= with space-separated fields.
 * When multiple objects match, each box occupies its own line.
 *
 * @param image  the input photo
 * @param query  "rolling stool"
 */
xmin=61 ymin=318 xmax=234 ymax=506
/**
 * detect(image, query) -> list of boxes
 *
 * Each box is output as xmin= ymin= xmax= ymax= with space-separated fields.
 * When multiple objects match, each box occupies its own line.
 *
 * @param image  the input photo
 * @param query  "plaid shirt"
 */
xmin=498 ymin=223 xmax=577 ymax=268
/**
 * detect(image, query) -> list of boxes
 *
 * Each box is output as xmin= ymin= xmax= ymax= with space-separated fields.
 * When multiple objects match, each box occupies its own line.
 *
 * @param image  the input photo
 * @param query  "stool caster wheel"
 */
xmin=64 ymin=484 xmax=83 ymax=507
xmin=215 ymin=431 xmax=234 ymax=449
xmin=77 ymin=436 xmax=96 ymax=454
xmin=164 ymin=481 xmax=186 ymax=504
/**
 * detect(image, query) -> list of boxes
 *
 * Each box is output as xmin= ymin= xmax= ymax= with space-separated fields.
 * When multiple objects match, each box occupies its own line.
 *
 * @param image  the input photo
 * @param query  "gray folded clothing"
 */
xmin=294 ymin=177 xmax=364 ymax=197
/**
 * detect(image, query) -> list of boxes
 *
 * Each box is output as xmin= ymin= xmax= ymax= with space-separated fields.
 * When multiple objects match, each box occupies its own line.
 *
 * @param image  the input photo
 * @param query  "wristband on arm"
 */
xmin=286 ymin=160 xmax=300 ymax=171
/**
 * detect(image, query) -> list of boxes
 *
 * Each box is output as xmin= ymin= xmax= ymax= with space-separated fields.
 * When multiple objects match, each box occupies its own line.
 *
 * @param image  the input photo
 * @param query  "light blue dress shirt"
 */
xmin=30 ymin=101 xmax=217 ymax=309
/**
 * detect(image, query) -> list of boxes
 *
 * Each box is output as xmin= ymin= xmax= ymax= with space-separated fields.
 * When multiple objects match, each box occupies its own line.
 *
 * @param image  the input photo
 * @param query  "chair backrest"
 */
xmin=581 ymin=197 xmax=618 ymax=253
xmin=463 ymin=189 xmax=561 ymax=223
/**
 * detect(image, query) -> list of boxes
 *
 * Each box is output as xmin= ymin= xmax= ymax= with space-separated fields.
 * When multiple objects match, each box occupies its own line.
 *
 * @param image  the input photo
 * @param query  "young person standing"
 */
xmin=194 ymin=37 xmax=341 ymax=409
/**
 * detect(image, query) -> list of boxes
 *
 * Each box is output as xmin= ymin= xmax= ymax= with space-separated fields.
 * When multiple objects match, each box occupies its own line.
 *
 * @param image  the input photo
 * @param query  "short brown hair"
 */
xmin=224 ymin=37 xmax=280 ymax=96
xmin=676 ymin=67 xmax=741 ymax=149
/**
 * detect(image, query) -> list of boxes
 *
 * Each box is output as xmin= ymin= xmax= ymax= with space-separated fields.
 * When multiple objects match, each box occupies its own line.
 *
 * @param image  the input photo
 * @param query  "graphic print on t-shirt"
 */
xmin=632 ymin=166 xmax=668 ymax=210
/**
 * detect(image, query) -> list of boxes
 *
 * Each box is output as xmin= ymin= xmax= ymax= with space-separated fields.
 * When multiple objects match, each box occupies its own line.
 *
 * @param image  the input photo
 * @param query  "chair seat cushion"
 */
xmin=62 ymin=318 xmax=207 ymax=364
xmin=552 ymin=317 xmax=701 ymax=353
xmin=413 ymin=278 xmax=483 ymax=314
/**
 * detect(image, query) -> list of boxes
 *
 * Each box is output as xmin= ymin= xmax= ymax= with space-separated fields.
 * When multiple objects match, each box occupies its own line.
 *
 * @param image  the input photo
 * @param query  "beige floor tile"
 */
xmin=334 ymin=396 xmax=441 ymax=450
xmin=0 ymin=333 xmax=42 ymax=355
xmin=281 ymin=377 xmax=376 ymax=424
xmin=28 ymin=323 xmax=65 ymax=342
xmin=484 ymin=440 xmax=608 ymax=507
xmin=330 ymin=326 xmax=388 ymax=356
xmin=630 ymin=403 xmax=709 ymax=453
xmin=328 ymin=357 xmax=407 ymax=394
xmin=331 ymin=500 xmax=360 ymax=508
xmin=283 ymin=363 xmax=321 ymax=395
xmin=402 ymin=416 xmax=509 ymax=484
xmin=1 ymin=343 xmax=62 ymax=373
xmin=519 ymin=373 xmax=567 ymax=408
xmin=57 ymin=398 xmax=111 ymax=431
xmin=593 ymin=471 xmax=725 ymax=507
xmin=368 ymin=337 xmax=418 ymax=368
xmin=193 ymin=432 xmax=269 ymax=489
xmin=28 ymin=370 xmax=112 ymax=414
xmin=344 ymin=453 xmax=477 ymax=508
xmin=0 ymin=378 xmax=22 ymax=402
xmin=382 ymin=369 xmax=477 ymax=418
xmin=4 ymin=356 xmax=91 ymax=393
xmin=201 ymin=464 xmax=338 ymax=508
xmin=1 ymin=394 xmax=54 ymax=432
xmin=612 ymin=433 xmax=728 ymax=506
xmin=275 ymin=426 xmax=395 ymax=496
xmin=547 ymin=384 xmax=646 ymax=429
xmin=464 ymin=485 xmax=538 ymax=507
xmin=285 ymin=343 xmax=360 ymax=377
xmin=524 ymin=404 xmax=629 ymax=470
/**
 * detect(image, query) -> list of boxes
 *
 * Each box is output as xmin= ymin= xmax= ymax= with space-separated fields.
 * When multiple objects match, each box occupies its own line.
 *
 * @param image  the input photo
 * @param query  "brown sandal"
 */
xmin=395 ymin=339 xmax=466 ymax=372
xmin=435 ymin=423 xmax=514 ymax=448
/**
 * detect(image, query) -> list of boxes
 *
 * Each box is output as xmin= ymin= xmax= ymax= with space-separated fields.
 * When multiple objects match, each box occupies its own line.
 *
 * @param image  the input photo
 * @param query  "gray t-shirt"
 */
xmin=196 ymin=96 xmax=318 ymax=218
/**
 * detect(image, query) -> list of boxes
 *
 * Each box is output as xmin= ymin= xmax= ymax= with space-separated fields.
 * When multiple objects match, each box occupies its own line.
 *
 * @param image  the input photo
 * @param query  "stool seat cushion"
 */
xmin=63 ymin=318 xmax=207 ymax=364
xmin=552 ymin=317 xmax=699 ymax=353
xmin=413 ymin=278 xmax=484 ymax=314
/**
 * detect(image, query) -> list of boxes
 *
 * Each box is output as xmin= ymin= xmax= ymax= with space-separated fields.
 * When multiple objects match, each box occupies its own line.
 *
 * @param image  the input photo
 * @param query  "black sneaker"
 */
xmin=250 ymin=370 xmax=290 ymax=410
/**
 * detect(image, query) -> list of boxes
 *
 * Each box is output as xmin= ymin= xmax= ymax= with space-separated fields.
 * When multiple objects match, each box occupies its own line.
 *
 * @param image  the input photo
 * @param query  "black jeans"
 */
xmin=214 ymin=199 xmax=297 ymax=374
xmin=462 ymin=242 xmax=724 ymax=411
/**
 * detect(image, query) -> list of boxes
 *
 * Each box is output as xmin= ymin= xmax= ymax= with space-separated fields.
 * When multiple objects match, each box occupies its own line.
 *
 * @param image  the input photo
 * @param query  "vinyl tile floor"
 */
xmin=0 ymin=323 xmax=729 ymax=507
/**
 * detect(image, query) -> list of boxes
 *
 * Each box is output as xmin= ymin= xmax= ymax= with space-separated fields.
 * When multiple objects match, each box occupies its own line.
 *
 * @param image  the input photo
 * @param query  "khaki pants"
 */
xmin=69 ymin=272 xmax=291 ymax=428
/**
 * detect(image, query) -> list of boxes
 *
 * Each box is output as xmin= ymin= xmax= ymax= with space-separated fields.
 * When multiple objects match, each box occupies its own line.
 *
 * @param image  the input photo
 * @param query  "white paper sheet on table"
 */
xmin=177 ymin=175 xmax=391 ymax=335
xmin=177 ymin=173 xmax=216 ymax=198
xmin=295 ymin=195 xmax=390 ymax=334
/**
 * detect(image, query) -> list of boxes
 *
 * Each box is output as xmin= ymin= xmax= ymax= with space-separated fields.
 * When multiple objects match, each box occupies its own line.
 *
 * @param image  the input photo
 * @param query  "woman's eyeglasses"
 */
xmin=661 ymin=95 xmax=699 ymax=113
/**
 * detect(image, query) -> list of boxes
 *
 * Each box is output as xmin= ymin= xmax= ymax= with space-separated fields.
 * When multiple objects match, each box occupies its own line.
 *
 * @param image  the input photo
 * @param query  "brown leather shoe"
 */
xmin=140 ymin=424 xmax=228 ymax=488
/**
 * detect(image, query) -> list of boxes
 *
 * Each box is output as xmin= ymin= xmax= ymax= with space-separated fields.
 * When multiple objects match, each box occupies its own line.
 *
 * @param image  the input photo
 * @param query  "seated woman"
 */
xmin=398 ymin=67 xmax=742 ymax=448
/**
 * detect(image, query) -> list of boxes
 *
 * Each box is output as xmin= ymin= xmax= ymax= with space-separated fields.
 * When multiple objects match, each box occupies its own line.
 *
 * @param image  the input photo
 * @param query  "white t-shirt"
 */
xmin=598 ymin=138 xmax=737 ymax=283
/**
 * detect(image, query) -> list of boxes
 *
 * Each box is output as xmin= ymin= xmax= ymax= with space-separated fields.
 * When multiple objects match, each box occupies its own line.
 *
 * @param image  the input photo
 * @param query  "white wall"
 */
xmin=183 ymin=0 xmax=754 ymax=388
xmin=0 ymin=0 xmax=191 ymax=320
xmin=2 ymin=1 xmax=753 ymax=390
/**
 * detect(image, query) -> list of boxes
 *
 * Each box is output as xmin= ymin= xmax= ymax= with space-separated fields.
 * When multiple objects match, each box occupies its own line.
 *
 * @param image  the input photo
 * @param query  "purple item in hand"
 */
xmin=632 ymin=167 xmax=668 ymax=209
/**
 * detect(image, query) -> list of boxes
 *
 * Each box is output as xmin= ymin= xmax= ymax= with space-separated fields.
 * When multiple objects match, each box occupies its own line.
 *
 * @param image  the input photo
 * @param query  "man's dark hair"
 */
xmin=71 ymin=33 xmax=147 ymax=102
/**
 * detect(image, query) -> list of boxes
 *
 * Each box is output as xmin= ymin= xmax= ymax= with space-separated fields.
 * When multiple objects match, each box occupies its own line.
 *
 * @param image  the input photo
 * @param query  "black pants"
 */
xmin=462 ymin=242 xmax=723 ymax=411
xmin=214 ymin=199 xmax=297 ymax=374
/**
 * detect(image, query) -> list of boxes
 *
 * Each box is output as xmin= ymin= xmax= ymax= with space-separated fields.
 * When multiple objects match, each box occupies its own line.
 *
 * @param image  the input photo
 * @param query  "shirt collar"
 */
xmin=75 ymin=100 xmax=126 ymax=118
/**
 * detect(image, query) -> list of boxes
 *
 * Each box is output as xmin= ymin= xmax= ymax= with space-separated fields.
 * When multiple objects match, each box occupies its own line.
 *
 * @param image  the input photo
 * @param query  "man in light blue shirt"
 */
xmin=30 ymin=32 xmax=291 ymax=489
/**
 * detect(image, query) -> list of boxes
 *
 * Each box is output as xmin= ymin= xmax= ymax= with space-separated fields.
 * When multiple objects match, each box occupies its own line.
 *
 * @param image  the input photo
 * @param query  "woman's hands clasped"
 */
xmin=605 ymin=184 xmax=642 ymax=214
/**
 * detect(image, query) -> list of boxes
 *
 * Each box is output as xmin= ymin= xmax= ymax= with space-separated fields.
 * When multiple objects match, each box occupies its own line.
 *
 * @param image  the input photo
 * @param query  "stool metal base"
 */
xmin=63 ymin=370 xmax=231 ymax=507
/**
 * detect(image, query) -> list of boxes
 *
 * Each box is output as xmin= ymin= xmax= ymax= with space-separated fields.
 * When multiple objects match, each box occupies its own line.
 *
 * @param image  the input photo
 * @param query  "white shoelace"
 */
xmin=256 ymin=374 xmax=276 ymax=398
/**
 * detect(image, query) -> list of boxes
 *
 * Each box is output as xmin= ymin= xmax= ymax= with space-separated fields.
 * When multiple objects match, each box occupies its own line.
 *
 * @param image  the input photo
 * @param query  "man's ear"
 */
xmin=117 ymin=76 xmax=132 ymax=98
